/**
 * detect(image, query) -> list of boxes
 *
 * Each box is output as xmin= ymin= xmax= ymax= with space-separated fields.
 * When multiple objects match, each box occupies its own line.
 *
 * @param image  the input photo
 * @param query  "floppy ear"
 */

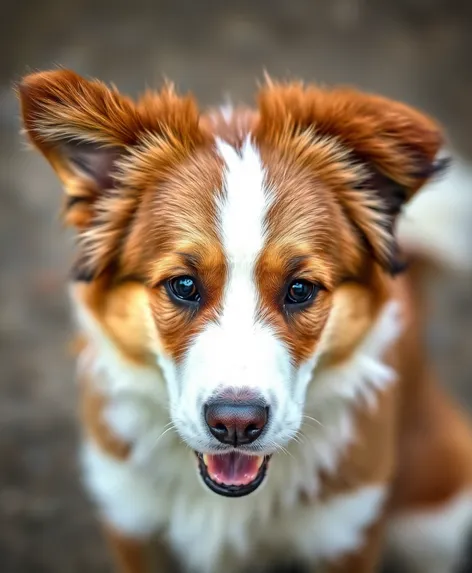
xmin=18 ymin=69 xmax=204 ymax=229
xmin=18 ymin=70 xmax=206 ymax=279
xmin=256 ymin=82 xmax=448 ymax=273
xmin=19 ymin=70 xmax=143 ymax=229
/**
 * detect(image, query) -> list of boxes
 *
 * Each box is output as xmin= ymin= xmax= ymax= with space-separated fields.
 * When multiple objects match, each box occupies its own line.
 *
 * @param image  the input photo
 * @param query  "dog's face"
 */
xmin=19 ymin=71 xmax=443 ymax=497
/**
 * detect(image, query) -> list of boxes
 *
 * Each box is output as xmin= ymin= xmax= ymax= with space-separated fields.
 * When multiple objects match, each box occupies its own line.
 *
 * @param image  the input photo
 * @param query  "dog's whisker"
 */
xmin=133 ymin=424 xmax=177 ymax=463
xmin=302 ymin=414 xmax=325 ymax=428
xmin=266 ymin=439 xmax=293 ymax=459
xmin=286 ymin=429 xmax=304 ymax=446
xmin=301 ymin=422 xmax=324 ymax=433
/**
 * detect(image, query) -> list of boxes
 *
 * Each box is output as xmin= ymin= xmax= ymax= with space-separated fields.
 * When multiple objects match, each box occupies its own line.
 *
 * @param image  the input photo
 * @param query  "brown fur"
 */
xmin=18 ymin=70 xmax=472 ymax=573
xmin=104 ymin=525 xmax=177 ymax=573
xmin=80 ymin=379 xmax=131 ymax=460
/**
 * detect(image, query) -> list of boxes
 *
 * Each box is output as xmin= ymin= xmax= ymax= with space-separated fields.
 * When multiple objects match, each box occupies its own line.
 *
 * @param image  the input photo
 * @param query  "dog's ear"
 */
xmin=18 ymin=69 xmax=203 ymax=229
xmin=256 ymin=82 xmax=448 ymax=273
xmin=18 ymin=70 xmax=206 ymax=279
xmin=19 ymin=70 xmax=141 ymax=229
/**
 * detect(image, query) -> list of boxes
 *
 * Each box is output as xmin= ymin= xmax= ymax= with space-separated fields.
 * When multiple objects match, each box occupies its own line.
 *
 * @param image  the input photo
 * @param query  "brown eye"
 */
xmin=285 ymin=280 xmax=318 ymax=306
xmin=168 ymin=276 xmax=201 ymax=303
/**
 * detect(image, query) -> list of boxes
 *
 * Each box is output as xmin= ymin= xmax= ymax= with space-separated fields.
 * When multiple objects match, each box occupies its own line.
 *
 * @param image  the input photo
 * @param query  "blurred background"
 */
xmin=1 ymin=1 xmax=472 ymax=571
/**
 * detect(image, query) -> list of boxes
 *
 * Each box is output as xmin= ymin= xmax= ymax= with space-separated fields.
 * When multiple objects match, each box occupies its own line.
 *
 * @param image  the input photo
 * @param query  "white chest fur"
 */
xmin=82 ymin=435 xmax=386 ymax=573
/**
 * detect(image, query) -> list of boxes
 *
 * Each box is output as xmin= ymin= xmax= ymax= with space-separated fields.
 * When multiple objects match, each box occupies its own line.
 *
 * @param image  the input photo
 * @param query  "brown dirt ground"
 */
xmin=1 ymin=1 xmax=472 ymax=571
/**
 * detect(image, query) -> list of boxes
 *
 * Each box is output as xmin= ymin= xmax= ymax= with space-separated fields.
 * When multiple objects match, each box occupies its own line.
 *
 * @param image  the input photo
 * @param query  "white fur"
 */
xmin=267 ymin=485 xmax=387 ymax=562
xmin=217 ymin=138 xmax=268 ymax=261
xmin=386 ymin=489 xmax=472 ymax=573
xmin=398 ymin=156 xmax=472 ymax=270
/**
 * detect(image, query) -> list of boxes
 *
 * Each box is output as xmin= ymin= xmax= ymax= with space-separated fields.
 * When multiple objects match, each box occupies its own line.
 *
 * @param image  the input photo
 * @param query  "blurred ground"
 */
xmin=1 ymin=1 xmax=472 ymax=571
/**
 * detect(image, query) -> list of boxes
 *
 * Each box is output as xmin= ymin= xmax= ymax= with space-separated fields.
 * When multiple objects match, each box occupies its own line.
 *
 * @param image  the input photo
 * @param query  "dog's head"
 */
xmin=19 ymin=71 xmax=444 ymax=497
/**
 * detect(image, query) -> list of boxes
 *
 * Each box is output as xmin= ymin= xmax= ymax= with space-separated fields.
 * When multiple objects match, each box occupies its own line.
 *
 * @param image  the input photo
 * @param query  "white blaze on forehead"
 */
xmin=217 ymin=137 xmax=268 ymax=264
xmin=216 ymin=137 xmax=271 ymax=340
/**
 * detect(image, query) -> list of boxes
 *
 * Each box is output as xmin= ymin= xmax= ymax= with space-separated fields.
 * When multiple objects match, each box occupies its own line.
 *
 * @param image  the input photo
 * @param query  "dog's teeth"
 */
xmin=255 ymin=456 xmax=264 ymax=468
xmin=202 ymin=454 xmax=209 ymax=466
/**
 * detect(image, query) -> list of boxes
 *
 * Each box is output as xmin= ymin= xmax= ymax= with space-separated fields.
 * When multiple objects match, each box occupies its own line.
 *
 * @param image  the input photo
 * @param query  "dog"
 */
xmin=18 ymin=69 xmax=472 ymax=573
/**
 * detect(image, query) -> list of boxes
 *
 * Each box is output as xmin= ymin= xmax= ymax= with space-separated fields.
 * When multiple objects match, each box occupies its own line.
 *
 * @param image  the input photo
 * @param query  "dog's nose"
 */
xmin=204 ymin=396 xmax=269 ymax=446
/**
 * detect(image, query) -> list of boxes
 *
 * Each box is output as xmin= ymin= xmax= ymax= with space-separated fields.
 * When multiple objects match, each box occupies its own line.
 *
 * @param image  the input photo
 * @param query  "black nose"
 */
xmin=204 ymin=398 xmax=269 ymax=446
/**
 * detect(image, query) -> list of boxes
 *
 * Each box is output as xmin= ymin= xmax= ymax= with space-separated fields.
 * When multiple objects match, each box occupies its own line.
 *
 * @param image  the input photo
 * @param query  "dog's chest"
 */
xmin=163 ymin=477 xmax=386 ymax=573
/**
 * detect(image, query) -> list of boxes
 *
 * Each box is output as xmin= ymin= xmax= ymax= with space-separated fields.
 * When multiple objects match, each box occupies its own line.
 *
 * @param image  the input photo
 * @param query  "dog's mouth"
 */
xmin=195 ymin=452 xmax=271 ymax=497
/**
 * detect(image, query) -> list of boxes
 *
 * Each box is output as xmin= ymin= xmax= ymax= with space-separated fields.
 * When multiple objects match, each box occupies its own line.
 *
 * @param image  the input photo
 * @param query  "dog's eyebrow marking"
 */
xmin=284 ymin=255 xmax=311 ymax=276
xmin=176 ymin=252 xmax=201 ymax=272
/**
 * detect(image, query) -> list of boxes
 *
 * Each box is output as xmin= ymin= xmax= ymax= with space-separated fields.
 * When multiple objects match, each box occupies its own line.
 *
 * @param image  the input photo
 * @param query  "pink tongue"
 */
xmin=205 ymin=453 xmax=261 ymax=486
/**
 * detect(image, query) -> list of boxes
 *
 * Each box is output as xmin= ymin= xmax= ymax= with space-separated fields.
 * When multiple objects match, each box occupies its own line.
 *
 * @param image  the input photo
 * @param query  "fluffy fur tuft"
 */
xmin=398 ymin=156 xmax=472 ymax=271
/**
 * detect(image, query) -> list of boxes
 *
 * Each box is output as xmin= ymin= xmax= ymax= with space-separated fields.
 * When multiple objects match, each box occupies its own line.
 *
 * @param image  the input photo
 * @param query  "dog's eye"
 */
xmin=168 ymin=276 xmax=201 ymax=303
xmin=285 ymin=280 xmax=318 ymax=306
